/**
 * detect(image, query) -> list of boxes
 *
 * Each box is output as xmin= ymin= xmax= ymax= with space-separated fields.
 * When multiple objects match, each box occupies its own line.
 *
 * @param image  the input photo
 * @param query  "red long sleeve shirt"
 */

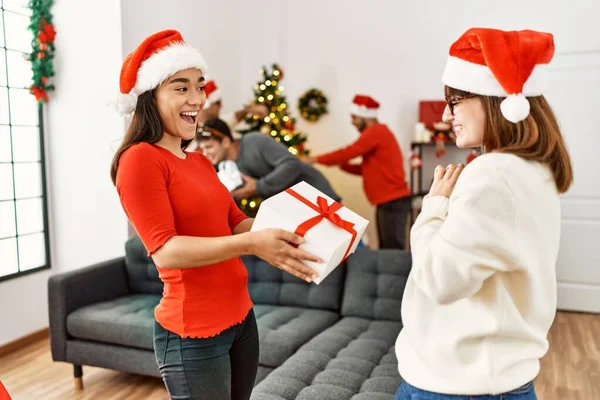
xmin=116 ymin=143 xmax=252 ymax=338
xmin=317 ymin=124 xmax=411 ymax=205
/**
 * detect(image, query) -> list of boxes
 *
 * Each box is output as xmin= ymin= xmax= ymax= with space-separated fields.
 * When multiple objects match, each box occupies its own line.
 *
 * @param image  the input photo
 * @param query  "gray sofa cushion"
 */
xmin=66 ymin=298 xmax=337 ymax=368
xmin=251 ymin=317 xmax=403 ymax=399
xmin=256 ymin=366 xmax=275 ymax=385
xmin=124 ymin=236 xmax=163 ymax=295
xmin=242 ymin=255 xmax=345 ymax=312
xmin=254 ymin=305 xmax=339 ymax=368
xmin=341 ymin=249 xmax=411 ymax=321
xmin=67 ymin=294 xmax=160 ymax=350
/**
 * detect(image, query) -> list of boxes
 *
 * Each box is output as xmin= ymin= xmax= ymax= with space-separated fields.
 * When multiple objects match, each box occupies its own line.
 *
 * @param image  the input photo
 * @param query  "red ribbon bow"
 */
xmin=285 ymin=188 xmax=357 ymax=262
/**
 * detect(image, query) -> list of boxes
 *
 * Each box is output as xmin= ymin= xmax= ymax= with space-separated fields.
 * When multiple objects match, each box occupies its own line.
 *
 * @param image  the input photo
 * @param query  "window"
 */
xmin=0 ymin=1 xmax=50 ymax=282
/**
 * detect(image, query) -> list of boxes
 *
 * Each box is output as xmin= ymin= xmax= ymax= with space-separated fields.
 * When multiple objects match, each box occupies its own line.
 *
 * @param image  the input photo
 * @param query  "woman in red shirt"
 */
xmin=110 ymin=30 xmax=319 ymax=400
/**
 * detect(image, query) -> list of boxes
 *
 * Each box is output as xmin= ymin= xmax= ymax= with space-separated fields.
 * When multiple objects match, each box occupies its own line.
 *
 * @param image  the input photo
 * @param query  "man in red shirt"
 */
xmin=305 ymin=95 xmax=411 ymax=250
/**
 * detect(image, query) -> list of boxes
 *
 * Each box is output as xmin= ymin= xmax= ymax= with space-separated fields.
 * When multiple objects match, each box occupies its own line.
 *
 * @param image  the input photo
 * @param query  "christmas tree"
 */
xmin=236 ymin=63 xmax=310 ymax=217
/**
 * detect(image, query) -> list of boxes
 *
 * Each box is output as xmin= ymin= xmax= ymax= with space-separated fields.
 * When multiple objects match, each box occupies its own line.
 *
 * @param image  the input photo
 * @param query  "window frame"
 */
xmin=0 ymin=4 xmax=52 ymax=283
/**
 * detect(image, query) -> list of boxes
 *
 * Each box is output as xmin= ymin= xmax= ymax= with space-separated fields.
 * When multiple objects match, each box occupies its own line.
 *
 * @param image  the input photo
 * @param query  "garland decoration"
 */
xmin=27 ymin=0 xmax=56 ymax=103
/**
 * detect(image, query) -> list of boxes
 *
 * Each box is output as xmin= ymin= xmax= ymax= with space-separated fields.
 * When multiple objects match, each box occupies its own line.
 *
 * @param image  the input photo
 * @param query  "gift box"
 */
xmin=217 ymin=160 xmax=243 ymax=192
xmin=250 ymin=181 xmax=369 ymax=284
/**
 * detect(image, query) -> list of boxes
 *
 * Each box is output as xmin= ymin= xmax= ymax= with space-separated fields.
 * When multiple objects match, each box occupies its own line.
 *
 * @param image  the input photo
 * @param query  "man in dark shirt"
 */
xmin=197 ymin=118 xmax=341 ymax=202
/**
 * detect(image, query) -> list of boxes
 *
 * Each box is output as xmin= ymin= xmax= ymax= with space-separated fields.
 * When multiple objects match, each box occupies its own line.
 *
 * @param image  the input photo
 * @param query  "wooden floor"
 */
xmin=0 ymin=311 xmax=598 ymax=400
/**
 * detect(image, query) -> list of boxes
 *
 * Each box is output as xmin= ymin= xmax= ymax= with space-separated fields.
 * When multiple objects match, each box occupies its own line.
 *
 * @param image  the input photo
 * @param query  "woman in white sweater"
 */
xmin=394 ymin=28 xmax=573 ymax=400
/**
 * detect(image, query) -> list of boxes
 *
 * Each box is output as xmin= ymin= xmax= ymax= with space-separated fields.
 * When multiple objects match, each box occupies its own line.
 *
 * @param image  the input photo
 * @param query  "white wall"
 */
xmin=0 ymin=0 xmax=128 ymax=346
xmin=547 ymin=50 xmax=600 ymax=312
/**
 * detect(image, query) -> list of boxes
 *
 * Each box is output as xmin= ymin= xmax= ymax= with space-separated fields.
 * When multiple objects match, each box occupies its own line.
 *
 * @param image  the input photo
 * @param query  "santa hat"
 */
xmin=115 ymin=29 xmax=208 ymax=116
xmin=442 ymin=28 xmax=554 ymax=123
xmin=350 ymin=95 xmax=379 ymax=118
xmin=203 ymin=79 xmax=222 ymax=107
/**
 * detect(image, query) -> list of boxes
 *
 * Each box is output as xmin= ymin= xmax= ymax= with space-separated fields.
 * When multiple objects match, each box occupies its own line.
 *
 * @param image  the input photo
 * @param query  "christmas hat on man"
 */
xmin=115 ymin=29 xmax=208 ymax=116
xmin=350 ymin=95 xmax=380 ymax=118
xmin=442 ymin=28 xmax=554 ymax=123
xmin=203 ymin=79 xmax=222 ymax=107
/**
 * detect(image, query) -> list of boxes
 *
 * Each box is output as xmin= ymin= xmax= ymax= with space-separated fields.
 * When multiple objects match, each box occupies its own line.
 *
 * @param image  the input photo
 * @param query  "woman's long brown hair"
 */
xmin=446 ymin=86 xmax=573 ymax=193
xmin=110 ymin=91 xmax=191 ymax=185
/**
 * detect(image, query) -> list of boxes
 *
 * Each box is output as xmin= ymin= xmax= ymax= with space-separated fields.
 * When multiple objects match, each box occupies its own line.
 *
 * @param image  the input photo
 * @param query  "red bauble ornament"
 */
xmin=29 ymin=86 xmax=48 ymax=102
xmin=44 ymin=23 xmax=56 ymax=42
xmin=409 ymin=151 xmax=422 ymax=170
xmin=37 ymin=19 xmax=56 ymax=44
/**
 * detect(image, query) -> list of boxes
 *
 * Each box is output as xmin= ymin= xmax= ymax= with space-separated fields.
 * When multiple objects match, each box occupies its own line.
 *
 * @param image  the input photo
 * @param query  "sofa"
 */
xmin=48 ymin=235 xmax=412 ymax=399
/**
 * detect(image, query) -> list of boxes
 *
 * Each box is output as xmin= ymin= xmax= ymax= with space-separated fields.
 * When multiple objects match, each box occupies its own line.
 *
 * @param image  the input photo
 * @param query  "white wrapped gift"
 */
xmin=250 ymin=181 xmax=369 ymax=284
xmin=217 ymin=160 xmax=244 ymax=192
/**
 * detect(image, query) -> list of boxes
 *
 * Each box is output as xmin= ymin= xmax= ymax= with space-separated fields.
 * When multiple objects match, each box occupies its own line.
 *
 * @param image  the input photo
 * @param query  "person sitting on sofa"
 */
xmin=110 ymin=29 xmax=320 ymax=400
xmin=197 ymin=117 xmax=342 ymax=203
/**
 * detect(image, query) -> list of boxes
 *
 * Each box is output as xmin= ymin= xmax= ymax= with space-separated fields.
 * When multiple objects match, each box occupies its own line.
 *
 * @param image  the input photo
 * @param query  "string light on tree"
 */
xmin=235 ymin=63 xmax=310 ymax=217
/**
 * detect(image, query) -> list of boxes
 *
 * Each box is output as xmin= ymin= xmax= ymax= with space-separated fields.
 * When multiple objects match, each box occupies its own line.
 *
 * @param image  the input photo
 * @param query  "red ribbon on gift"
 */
xmin=285 ymin=188 xmax=357 ymax=262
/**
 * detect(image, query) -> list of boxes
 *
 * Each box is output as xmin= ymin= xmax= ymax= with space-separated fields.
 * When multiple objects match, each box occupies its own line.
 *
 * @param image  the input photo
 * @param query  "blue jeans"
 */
xmin=153 ymin=309 xmax=259 ymax=400
xmin=394 ymin=380 xmax=537 ymax=400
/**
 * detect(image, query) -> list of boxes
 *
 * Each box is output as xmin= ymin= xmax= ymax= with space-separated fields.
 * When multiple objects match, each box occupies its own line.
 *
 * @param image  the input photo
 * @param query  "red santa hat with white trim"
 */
xmin=442 ymin=28 xmax=555 ymax=123
xmin=115 ymin=29 xmax=208 ymax=116
xmin=350 ymin=95 xmax=380 ymax=119
xmin=203 ymin=79 xmax=222 ymax=107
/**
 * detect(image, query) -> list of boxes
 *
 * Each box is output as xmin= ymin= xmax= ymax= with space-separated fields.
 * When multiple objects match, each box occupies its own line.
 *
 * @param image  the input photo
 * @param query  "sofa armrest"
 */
xmin=48 ymin=257 xmax=129 ymax=361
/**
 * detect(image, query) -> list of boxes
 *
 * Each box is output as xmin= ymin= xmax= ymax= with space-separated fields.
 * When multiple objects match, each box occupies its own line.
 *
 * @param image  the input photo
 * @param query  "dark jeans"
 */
xmin=394 ymin=380 xmax=537 ymax=400
xmin=376 ymin=196 xmax=412 ymax=250
xmin=153 ymin=309 xmax=259 ymax=400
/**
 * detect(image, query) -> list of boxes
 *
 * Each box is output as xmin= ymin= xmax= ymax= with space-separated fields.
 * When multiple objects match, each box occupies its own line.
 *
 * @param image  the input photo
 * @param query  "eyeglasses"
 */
xmin=445 ymin=94 xmax=478 ymax=116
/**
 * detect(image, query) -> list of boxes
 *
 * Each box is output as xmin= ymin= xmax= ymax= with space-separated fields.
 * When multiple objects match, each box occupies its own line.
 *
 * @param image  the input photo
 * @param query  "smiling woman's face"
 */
xmin=442 ymin=95 xmax=485 ymax=148
xmin=154 ymin=68 xmax=206 ymax=141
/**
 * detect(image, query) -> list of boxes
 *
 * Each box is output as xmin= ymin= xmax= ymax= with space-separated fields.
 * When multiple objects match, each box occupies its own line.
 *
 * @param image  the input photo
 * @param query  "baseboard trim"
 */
xmin=0 ymin=328 xmax=49 ymax=358
xmin=557 ymin=282 xmax=600 ymax=313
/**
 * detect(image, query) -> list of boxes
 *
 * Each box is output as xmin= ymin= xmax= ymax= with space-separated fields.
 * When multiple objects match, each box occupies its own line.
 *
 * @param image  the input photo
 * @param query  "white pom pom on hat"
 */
xmin=500 ymin=94 xmax=531 ymax=123
xmin=442 ymin=28 xmax=555 ymax=123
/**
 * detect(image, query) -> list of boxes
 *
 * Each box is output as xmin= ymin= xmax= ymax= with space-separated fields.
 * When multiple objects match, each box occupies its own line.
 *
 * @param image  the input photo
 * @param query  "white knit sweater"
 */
xmin=395 ymin=152 xmax=561 ymax=395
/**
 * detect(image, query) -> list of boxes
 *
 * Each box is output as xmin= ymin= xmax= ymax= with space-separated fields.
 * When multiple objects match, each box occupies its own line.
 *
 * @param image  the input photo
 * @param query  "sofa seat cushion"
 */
xmin=67 ymin=294 xmax=160 ymax=350
xmin=251 ymin=317 xmax=402 ymax=400
xmin=254 ymin=305 xmax=339 ymax=368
